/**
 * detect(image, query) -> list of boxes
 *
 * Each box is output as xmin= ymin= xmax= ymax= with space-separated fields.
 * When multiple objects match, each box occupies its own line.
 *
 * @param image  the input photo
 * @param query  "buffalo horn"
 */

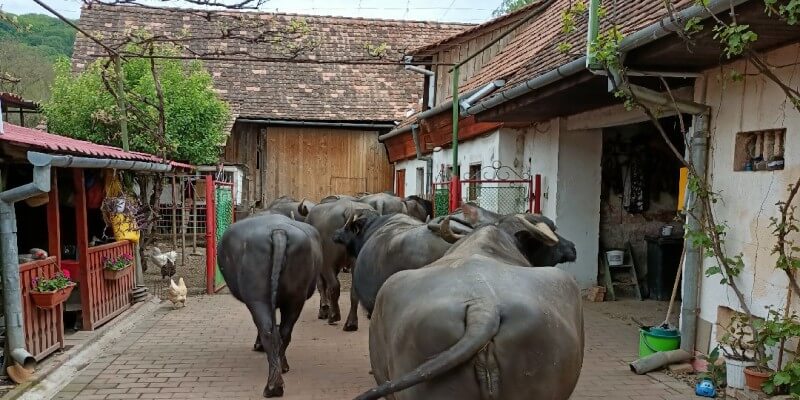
xmin=343 ymin=213 xmax=355 ymax=229
xmin=440 ymin=216 xmax=465 ymax=243
xmin=516 ymin=215 xmax=559 ymax=246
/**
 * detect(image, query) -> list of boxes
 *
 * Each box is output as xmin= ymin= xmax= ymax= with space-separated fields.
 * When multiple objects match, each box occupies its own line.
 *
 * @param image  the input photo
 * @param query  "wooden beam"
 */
xmin=47 ymin=169 xmax=60 ymax=264
xmin=72 ymin=169 xmax=92 ymax=331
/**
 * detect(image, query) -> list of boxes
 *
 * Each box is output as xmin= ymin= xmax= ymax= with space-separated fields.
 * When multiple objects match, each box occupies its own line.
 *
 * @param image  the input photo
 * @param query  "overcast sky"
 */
xmin=3 ymin=0 xmax=501 ymax=23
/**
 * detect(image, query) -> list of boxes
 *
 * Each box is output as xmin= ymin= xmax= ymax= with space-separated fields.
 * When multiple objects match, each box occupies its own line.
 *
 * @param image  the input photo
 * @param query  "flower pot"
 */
xmin=744 ymin=366 xmax=772 ymax=392
xmin=725 ymin=358 xmax=756 ymax=389
xmin=104 ymin=264 xmax=131 ymax=281
xmin=30 ymin=283 xmax=76 ymax=310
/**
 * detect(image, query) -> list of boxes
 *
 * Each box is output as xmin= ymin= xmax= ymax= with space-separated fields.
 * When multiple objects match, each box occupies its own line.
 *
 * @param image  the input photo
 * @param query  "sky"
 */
xmin=3 ymin=0 xmax=502 ymax=23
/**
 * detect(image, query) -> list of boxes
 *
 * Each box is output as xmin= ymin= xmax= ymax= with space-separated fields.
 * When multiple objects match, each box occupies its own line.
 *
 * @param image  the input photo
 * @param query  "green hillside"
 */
xmin=0 ymin=11 xmax=75 ymax=106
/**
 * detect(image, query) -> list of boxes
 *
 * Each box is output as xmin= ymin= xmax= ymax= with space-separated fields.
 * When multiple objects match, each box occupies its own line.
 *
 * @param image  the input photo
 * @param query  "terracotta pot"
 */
xmin=30 ymin=283 xmax=76 ymax=310
xmin=103 ymin=264 xmax=131 ymax=281
xmin=744 ymin=366 xmax=772 ymax=392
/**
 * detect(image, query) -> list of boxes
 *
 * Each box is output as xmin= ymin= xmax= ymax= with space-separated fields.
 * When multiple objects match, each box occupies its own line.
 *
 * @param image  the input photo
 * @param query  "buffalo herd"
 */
xmin=218 ymin=192 xmax=584 ymax=399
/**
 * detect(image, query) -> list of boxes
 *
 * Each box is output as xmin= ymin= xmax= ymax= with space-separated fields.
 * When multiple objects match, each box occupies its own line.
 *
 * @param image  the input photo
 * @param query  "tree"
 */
xmin=43 ymin=51 xmax=230 ymax=165
xmin=493 ymin=0 xmax=535 ymax=16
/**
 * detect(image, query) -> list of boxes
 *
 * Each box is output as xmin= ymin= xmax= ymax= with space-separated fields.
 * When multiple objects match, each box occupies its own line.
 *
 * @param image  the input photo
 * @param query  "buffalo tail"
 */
xmin=270 ymin=229 xmax=287 ymax=322
xmin=353 ymin=301 xmax=501 ymax=400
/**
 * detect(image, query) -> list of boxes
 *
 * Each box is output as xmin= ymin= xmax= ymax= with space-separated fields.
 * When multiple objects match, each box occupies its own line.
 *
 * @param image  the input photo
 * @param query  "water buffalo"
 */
xmin=303 ymin=197 xmax=373 ymax=329
xmin=258 ymin=196 xmax=316 ymax=221
xmin=356 ymin=193 xmax=433 ymax=222
xmin=218 ymin=214 xmax=322 ymax=398
xmin=332 ymin=211 xmax=452 ymax=330
xmin=355 ymin=214 xmax=581 ymax=400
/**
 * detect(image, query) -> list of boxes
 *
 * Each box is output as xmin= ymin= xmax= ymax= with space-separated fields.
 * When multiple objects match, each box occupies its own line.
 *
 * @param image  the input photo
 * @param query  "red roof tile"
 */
xmin=463 ymin=0 xmax=693 ymax=94
xmin=1 ymin=122 xmax=191 ymax=169
xmin=73 ymin=5 xmax=473 ymax=123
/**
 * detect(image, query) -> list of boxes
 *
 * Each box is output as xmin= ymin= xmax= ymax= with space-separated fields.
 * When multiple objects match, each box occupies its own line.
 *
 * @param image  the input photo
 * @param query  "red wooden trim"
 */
xmin=85 ymin=240 xmax=134 ymax=330
xmin=47 ymin=170 xmax=60 ymax=264
xmin=19 ymin=257 xmax=64 ymax=360
xmin=72 ymin=169 xmax=92 ymax=331
xmin=534 ymin=174 xmax=542 ymax=214
xmin=205 ymin=175 xmax=215 ymax=295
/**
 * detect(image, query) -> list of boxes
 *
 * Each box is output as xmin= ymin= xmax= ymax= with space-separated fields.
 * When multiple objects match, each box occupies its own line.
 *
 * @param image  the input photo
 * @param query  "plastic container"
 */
xmin=638 ymin=326 xmax=680 ymax=358
xmin=606 ymin=250 xmax=624 ymax=266
xmin=725 ymin=358 xmax=756 ymax=389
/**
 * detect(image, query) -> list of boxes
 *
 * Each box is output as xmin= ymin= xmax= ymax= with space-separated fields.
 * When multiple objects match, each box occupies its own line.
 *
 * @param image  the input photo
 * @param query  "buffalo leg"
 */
xmin=278 ymin=301 xmax=304 ymax=373
xmin=317 ymin=278 xmax=330 ymax=320
xmin=253 ymin=334 xmax=264 ymax=352
xmin=248 ymin=303 xmax=284 ymax=398
xmin=343 ymin=264 xmax=359 ymax=332
xmin=321 ymin=267 xmax=341 ymax=324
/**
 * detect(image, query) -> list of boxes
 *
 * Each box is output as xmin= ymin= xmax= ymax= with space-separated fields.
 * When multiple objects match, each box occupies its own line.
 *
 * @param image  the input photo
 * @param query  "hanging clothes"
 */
xmin=622 ymin=157 xmax=648 ymax=214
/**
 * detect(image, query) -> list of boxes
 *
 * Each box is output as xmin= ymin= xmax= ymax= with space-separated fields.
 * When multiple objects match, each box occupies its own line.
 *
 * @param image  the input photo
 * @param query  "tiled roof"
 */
xmin=1 ymin=122 xmax=192 ymax=169
xmin=409 ymin=1 xmax=544 ymax=57
xmin=73 ymin=4 xmax=472 ymax=123
xmin=462 ymin=0 xmax=693 ymax=93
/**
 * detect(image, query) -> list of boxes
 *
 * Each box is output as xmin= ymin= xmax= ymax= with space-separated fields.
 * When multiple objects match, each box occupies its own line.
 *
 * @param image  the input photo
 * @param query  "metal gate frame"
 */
xmin=432 ymin=161 xmax=542 ymax=217
xmin=204 ymin=175 xmax=234 ymax=294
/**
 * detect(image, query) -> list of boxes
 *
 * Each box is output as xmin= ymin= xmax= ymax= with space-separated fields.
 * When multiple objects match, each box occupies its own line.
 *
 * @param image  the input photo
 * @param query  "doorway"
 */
xmin=395 ymin=169 xmax=406 ymax=198
xmin=597 ymin=115 xmax=687 ymax=314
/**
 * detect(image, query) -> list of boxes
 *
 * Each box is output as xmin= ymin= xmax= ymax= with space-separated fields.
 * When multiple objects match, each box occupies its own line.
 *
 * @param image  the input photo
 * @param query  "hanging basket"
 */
xmin=30 ymin=283 xmax=76 ymax=310
xmin=103 ymin=264 xmax=132 ymax=281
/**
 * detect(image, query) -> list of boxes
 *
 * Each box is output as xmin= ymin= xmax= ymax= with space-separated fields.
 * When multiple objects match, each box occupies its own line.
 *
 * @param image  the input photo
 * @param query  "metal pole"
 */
xmin=171 ymin=174 xmax=177 ymax=249
xmin=449 ymin=66 xmax=460 ymax=213
xmin=191 ymin=177 xmax=198 ymax=255
xmin=113 ymin=56 xmax=130 ymax=152
xmin=586 ymin=0 xmax=601 ymax=69
xmin=680 ymin=112 xmax=709 ymax=355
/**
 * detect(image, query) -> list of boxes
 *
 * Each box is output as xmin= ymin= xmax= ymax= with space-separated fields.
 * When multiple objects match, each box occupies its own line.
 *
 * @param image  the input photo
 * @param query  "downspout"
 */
xmin=586 ymin=0 xmax=709 ymax=355
xmin=410 ymin=124 xmax=434 ymax=196
xmin=0 ymin=151 xmax=172 ymax=371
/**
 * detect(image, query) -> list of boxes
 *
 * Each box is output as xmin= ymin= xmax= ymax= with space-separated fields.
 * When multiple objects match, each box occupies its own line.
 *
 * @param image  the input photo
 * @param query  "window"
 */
xmin=468 ymin=164 xmax=481 ymax=201
xmin=416 ymin=167 xmax=425 ymax=196
xmin=734 ymin=129 xmax=786 ymax=171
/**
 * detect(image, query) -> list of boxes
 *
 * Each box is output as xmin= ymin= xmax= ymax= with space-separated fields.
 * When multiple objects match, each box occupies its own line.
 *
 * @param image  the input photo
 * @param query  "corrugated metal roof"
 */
xmin=1 ymin=122 xmax=194 ymax=169
xmin=0 ymin=92 xmax=39 ymax=110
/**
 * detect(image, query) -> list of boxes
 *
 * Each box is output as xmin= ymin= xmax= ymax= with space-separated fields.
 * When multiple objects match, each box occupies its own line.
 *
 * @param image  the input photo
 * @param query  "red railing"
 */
xmin=81 ymin=241 xmax=135 ymax=330
xmin=19 ymin=257 xmax=64 ymax=360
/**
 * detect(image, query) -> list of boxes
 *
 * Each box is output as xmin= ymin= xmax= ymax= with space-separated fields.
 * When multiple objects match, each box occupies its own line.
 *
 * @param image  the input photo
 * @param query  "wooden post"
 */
xmin=72 ymin=169 xmax=91 ymax=331
xmin=171 ymin=174 xmax=177 ymax=249
xmin=47 ymin=169 xmax=61 ymax=263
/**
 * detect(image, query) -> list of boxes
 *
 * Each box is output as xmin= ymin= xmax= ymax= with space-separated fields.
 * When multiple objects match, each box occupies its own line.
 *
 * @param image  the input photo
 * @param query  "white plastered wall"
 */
xmin=394 ymin=158 xmax=429 ymax=196
xmin=696 ymin=43 xmax=800 ymax=348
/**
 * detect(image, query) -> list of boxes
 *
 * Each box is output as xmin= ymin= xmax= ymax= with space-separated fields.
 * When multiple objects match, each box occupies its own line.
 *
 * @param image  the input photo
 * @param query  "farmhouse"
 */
xmin=398 ymin=0 xmax=800 ymax=361
xmin=73 ymin=4 xmax=470 ymax=214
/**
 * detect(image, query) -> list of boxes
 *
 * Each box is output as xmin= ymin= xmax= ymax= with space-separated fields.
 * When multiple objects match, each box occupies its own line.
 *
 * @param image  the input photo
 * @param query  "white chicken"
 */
xmin=166 ymin=277 xmax=187 ymax=308
xmin=144 ymin=246 xmax=178 ymax=280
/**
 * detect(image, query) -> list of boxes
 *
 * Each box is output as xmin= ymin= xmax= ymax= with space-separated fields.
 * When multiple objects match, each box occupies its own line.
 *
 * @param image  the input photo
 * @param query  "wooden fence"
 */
xmin=19 ymin=257 xmax=64 ymax=360
xmin=81 ymin=241 xmax=135 ymax=330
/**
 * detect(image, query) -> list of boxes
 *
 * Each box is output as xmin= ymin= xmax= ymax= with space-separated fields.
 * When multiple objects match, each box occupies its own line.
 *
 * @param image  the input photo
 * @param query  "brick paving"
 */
xmin=52 ymin=290 xmax=695 ymax=400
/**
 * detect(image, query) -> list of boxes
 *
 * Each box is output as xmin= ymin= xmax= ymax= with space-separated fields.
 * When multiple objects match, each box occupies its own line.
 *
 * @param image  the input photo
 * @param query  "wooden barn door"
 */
xmin=395 ymin=169 xmax=406 ymax=198
xmin=264 ymin=127 xmax=393 ymax=203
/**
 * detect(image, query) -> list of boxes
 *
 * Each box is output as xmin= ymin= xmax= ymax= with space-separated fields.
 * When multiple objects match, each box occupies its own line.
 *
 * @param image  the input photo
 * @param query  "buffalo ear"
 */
xmin=298 ymin=198 xmax=310 ymax=217
xmin=462 ymin=202 xmax=500 ymax=225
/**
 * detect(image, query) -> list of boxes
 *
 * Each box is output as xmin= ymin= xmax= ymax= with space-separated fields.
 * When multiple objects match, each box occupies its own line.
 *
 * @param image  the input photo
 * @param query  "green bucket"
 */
xmin=638 ymin=326 xmax=680 ymax=358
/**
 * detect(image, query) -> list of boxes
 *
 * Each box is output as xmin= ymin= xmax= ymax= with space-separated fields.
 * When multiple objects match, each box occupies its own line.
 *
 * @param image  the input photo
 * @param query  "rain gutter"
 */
xmin=0 ymin=151 xmax=172 ymax=371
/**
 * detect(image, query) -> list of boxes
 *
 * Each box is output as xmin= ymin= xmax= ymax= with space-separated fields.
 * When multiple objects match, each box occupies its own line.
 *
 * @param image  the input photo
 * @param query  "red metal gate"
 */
xmin=432 ymin=161 xmax=541 ymax=217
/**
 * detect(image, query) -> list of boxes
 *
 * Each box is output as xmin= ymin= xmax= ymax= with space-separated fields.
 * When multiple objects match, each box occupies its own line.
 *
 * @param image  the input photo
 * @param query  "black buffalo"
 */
xmin=332 ymin=211 xmax=452 ymax=329
xmin=355 ymin=213 xmax=581 ymax=400
xmin=218 ymin=214 xmax=322 ymax=397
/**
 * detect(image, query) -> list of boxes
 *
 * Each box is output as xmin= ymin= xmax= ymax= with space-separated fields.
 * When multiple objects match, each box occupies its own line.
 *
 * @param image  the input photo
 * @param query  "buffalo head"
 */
xmin=439 ymin=203 xmax=577 ymax=267
xmin=332 ymin=209 xmax=381 ymax=258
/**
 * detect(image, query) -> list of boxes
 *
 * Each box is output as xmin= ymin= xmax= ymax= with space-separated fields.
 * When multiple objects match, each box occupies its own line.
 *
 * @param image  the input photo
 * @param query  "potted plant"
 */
xmin=103 ymin=253 xmax=133 ymax=280
xmin=719 ymin=314 xmax=756 ymax=390
xmin=30 ymin=270 xmax=75 ymax=309
xmin=758 ymin=309 xmax=800 ymax=395
xmin=743 ymin=310 xmax=783 ymax=392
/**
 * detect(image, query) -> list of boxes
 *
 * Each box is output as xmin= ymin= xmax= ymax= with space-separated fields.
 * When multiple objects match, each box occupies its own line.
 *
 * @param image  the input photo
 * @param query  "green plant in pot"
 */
xmin=699 ymin=346 xmax=727 ymax=392
xmin=761 ymin=309 xmax=800 ymax=396
xmin=743 ymin=309 xmax=786 ymax=392
xmin=718 ymin=313 xmax=757 ymax=390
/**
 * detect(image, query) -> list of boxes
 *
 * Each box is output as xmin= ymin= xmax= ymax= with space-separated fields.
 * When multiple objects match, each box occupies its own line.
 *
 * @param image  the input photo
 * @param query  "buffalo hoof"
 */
xmin=318 ymin=306 xmax=330 ymax=320
xmin=327 ymin=314 xmax=341 ymax=325
xmin=263 ymin=385 xmax=284 ymax=398
xmin=281 ymin=358 xmax=290 ymax=373
xmin=343 ymin=322 xmax=358 ymax=332
xmin=253 ymin=342 xmax=264 ymax=352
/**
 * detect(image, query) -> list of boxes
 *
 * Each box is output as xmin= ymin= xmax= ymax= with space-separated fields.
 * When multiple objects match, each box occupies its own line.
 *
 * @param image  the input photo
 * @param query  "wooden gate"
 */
xmin=19 ymin=257 xmax=64 ymax=360
xmin=82 ymin=241 xmax=135 ymax=330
